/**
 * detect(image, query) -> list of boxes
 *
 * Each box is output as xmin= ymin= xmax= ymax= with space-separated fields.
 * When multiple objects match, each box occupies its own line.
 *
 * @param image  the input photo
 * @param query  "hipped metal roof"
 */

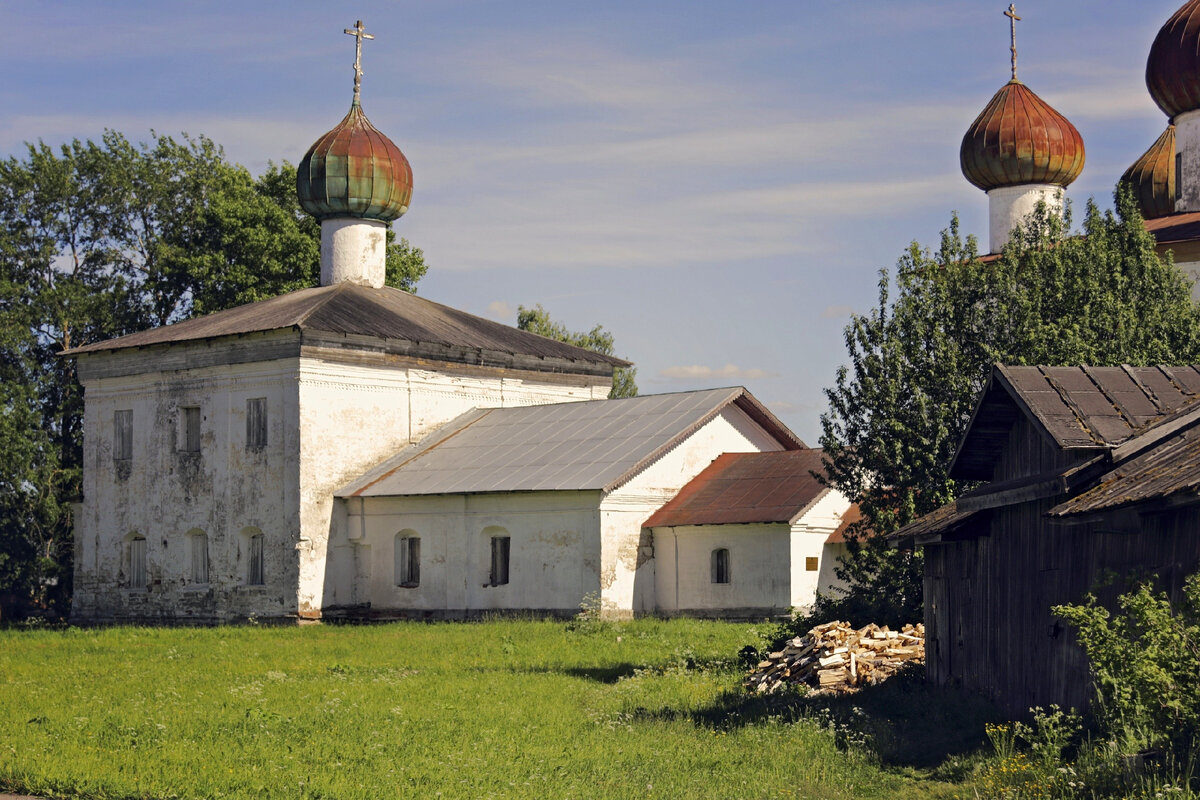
xmin=642 ymin=449 xmax=830 ymax=527
xmin=62 ymin=283 xmax=629 ymax=370
xmin=337 ymin=387 xmax=804 ymax=498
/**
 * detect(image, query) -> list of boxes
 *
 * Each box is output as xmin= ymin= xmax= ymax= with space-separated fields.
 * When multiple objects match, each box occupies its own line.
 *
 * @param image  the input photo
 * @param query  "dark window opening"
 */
xmin=246 ymin=398 xmax=267 ymax=450
xmin=711 ymin=548 xmax=730 ymax=584
xmin=113 ymin=410 xmax=133 ymax=462
xmin=489 ymin=536 xmax=510 ymax=586
xmin=396 ymin=535 xmax=420 ymax=587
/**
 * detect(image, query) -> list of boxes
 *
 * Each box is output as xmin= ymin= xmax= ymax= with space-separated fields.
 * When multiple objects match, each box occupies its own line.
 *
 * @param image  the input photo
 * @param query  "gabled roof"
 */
xmin=62 ymin=283 xmax=629 ymax=371
xmin=337 ymin=387 xmax=803 ymax=498
xmin=951 ymin=364 xmax=1200 ymax=480
xmin=642 ymin=449 xmax=829 ymax=528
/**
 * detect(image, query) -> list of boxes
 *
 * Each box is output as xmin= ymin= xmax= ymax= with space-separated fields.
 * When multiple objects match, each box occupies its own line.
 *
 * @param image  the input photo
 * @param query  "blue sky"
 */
xmin=0 ymin=1 xmax=1182 ymax=443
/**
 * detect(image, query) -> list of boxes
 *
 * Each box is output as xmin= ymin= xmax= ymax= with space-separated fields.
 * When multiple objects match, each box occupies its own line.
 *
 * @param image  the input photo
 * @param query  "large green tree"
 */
xmin=516 ymin=304 xmax=638 ymax=398
xmin=0 ymin=131 xmax=426 ymax=618
xmin=816 ymin=188 xmax=1200 ymax=624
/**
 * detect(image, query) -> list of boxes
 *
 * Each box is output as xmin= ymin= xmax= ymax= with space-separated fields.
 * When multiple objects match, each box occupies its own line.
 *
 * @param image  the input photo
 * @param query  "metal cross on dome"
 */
xmin=1004 ymin=4 xmax=1021 ymax=81
xmin=345 ymin=19 xmax=375 ymax=104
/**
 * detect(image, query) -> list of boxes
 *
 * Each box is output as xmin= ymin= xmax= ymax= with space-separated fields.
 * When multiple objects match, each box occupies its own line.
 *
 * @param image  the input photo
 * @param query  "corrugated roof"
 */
xmin=337 ymin=387 xmax=803 ymax=498
xmin=643 ymin=450 xmax=830 ymax=528
xmin=62 ymin=283 xmax=629 ymax=369
xmin=951 ymin=364 xmax=1200 ymax=480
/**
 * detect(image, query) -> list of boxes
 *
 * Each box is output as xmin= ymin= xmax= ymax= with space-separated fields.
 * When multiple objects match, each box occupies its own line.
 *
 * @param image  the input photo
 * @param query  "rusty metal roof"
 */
xmin=1122 ymin=125 xmax=1176 ymax=221
xmin=1143 ymin=210 xmax=1200 ymax=245
xmin=825 ymin=503 xmax=861 ymax=544
xmin=642 ymin=449 xmax=829 ymax=528
xmin=297 ymin=103 xmax=413 ymax=222
xmin=960 ymin=80 xmax=1085 ymax=192
xmin=62 ymin=283 xmax=629 ymax=370
xmin=337 ymin=387 xmax=803 ymax=498
xmin=1147 ymin=0 xmax=1200 ymax=120
xmin=951 ymin=364 xmax=1200 ymax=481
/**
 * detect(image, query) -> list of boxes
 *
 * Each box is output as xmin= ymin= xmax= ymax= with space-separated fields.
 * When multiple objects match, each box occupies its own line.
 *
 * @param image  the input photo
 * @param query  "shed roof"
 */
xmin=826 ymin=503 xmax=861 ymax=544
xmin=62 ymin=283 xmax=629 ymax=370
xmin=951 ymin=364 xmax=1200 ymax=480
xmin=337 ymin=387 xmax=803 ymax=498
xmin=642 ymin=449 xmax=830 ymax=528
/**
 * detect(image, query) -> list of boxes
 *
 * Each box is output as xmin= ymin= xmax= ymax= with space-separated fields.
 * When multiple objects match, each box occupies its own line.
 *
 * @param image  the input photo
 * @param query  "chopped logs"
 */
xmin=745 ymin=621 xmax=925 ymax=695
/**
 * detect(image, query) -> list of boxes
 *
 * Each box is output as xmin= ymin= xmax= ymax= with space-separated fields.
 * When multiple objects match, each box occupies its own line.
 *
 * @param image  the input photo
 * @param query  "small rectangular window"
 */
xmin=181 ymin=407 xmax=201 ymax=453
xmin=246 ymin=398 xmax=267 ymax=450
xmin=129 ymin=537 xmax=147 ymax=589
xmin=247 ymin=533 xmax=264 ymax=586
xmin=113 ymin=410 xmax=133 ymax=461
xmin=711 ymin=548 xmax=730 ymax=584
xmin=191 ymin=533 xmax=209 ymax=584
xmin=395 ymin=536 xmax=420 ymax=587
xmin=1177 ymin=152 xmax=1184 ymax=204
xmin=489 ymin=536 xmax=510 ymax=586
xmin=805 ymin=556 xmax=819 ymax=572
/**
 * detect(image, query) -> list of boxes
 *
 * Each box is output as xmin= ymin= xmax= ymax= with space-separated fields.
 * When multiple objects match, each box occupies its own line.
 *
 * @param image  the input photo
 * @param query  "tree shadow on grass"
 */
xmin=630 ymin=666 xmax=1002 ymax=771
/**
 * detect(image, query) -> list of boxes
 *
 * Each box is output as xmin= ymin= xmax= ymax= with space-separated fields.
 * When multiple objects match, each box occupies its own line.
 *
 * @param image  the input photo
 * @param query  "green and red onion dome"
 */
xmin=960 ymin=80 xmax=1085 ymax=191
xmin=1147 ymin=0 xmax=1200 ymax=120
xmin=1121 ymin=125 xmax=1176 ymax=220
xmin=297 ymin=103 xmax=413 ymax=222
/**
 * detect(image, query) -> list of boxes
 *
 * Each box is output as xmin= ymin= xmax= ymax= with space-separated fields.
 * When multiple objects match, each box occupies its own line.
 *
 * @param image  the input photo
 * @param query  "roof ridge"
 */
xmin=294 ymin=282 xmax=349 ymax=328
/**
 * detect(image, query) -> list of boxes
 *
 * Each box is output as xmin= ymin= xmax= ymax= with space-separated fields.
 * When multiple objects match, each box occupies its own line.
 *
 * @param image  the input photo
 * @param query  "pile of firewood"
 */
xmin=744 ymin=621 xmax=925 ymax=695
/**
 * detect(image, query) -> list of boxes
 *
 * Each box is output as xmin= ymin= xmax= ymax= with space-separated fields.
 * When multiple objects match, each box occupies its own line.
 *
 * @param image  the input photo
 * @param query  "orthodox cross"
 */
xmin=344 ymin=19 xmax=375 ymax=104
xmin=1004 ymin=4 xmax=1021 ymax=81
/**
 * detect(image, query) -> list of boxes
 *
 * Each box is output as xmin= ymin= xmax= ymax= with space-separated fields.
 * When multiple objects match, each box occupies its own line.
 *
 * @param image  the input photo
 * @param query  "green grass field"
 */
xmin=0 ymin=619 xmax=984 ymax=799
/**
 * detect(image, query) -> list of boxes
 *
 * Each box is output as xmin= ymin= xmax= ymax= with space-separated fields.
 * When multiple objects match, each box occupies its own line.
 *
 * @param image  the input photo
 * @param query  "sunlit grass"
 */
xmin=0 ymin=619 xmax=959 ymax=799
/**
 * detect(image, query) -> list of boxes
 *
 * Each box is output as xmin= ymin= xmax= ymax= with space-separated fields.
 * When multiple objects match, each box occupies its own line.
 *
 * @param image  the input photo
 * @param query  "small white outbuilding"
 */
xmin=644 ymin=450 xmax=853 ymax=617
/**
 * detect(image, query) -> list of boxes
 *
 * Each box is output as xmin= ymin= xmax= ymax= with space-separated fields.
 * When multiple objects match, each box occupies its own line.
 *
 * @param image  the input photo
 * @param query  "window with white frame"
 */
xmin=113 ymin=410 xmax=133 ymax=462
xmin=190 ymin=531 xmax=209 ymax=584
xmin=395 ymin=532 xmax=420 ymax=587
xmin=711 ymin=548 xmax=730 ymax=584
xmin=246 ymin=398 xmax=267 ymax=450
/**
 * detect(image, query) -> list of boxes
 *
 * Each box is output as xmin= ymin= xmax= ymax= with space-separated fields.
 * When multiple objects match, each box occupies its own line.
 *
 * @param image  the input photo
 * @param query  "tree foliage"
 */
xmin=816 ymin=188 xmax=1200 ymax=624
xmin=0 ymin=130 xmax=426 ymax=619
xmin=516 ymin=304 xmax=638 ymax=398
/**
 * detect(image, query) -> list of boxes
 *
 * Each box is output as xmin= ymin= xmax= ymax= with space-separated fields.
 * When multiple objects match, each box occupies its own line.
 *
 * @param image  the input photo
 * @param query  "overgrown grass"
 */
xmin=0 ymin=618 xmax=967 ymax=799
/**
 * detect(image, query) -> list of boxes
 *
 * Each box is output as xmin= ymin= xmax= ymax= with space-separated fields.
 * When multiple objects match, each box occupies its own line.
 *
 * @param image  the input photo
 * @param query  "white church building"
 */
xmin=65 ymin=26 xmax=853 ymax=624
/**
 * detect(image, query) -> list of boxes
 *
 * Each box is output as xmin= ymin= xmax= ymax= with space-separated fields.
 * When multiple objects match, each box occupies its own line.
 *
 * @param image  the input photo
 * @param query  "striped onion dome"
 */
xmin=297 ymin=102 xmax=413 ymax=222
xmin=960 ymin=80 xmax=1086 ymax=191
xmin=1121 ymin=125 xmax=1176 ymax=220
xmin=1148 ymin=0 xmax=1200 ymax=120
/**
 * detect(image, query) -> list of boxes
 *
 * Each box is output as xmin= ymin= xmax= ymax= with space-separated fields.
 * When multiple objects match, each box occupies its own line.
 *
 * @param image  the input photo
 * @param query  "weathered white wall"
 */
xmin=817 ymin=541 xmax=850 ymax=602
xmin=72 ymin=350 xmax=302 ymax=624
xmin=341 ymin=490 xmax=603 ymax=616
xmin=987 ymin=183 xmax=1064 ymax=254
xmin=652 ymin=523 xmax=791 ymax=616
xmin=320 ymin=218 xmax=387 ymax=288
xmin=599 ymin=404 xmax=785 ymax=617
xmin=296 ymin=354 xmax=610 ymax=617
xmin=788 ymin=488 xmax=852 ymax=611
xmin=1177 ymin=109 xmax=1200 ymax=213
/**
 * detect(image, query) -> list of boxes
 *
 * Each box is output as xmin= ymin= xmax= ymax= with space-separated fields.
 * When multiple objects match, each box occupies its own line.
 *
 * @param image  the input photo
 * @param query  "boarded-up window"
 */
xmin=247 ymin=533 xmax=264 ymax=585
xmin=395 ymin=534 xmax=420 ymax=587
xmin=191 ymin=532 xmax=209 ymax=584
xmin=129 ymin=536 xmax=147 ymax=589
xmin=181 ymin=407 xmax=201 ymax=453
xmin=246 ymin=398 xmax=267 ymax=450
xmin=113 ymin=410 xmax=133 ymax=461
xmin=805 ymin=556 xmax=819 ymax=572
xmin=489 ymin=536 xmax=510 ymax=586
xmin=711 ymin=548 xmax=730 ymax=584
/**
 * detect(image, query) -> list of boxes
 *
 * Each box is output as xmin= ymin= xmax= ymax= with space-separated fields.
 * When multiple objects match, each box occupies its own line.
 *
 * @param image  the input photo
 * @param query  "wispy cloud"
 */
xmin=486 ymin=300 xmax=515 ymax=321
xmin=660 ymin=364 xmax=774 ymax=381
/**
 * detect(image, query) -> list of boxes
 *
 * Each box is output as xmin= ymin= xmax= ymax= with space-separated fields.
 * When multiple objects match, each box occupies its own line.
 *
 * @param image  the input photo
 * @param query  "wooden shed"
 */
xmin=895 ymin=364 xmax=1200 ymax=716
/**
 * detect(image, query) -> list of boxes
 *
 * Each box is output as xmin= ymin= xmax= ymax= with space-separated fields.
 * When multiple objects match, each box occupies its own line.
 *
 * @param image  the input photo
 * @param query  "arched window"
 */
xmin=125 ymin=533 xmax=147 ymax=589
xmin=188 ymin=529 xmax=208 ymax=584
xmin=241 ymin=528 xmax=265 ymax=586
xmin=711 ymin=548 xmax=730 ymax=584
xmin=395 ymin=531 xmax=420 ymax=587
xmin=484 ymin=526 xmax=510 ymax=587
